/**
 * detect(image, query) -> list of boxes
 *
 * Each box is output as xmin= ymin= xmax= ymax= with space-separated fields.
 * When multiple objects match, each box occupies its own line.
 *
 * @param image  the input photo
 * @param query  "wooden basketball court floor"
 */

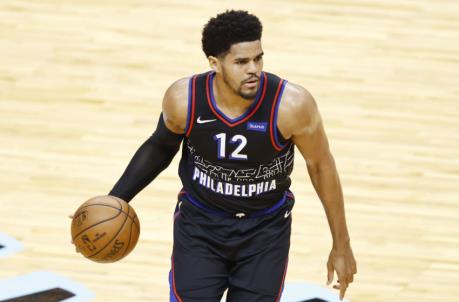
xmin=0 ymin=0 xmax=458 ymax=301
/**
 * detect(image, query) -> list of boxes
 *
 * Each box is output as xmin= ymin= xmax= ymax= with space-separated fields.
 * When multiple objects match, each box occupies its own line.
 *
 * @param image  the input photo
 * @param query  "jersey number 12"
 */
xmin=213 ymin=133 xmax=247 ymax=160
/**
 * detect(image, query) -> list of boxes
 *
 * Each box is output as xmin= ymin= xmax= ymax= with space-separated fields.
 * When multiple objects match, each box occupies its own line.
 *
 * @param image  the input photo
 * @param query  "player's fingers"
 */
xmin=327 ymin=260 xmax=334 ymax=285
xmin=70 ymin=239 xmax=79 ymax=254
xmin=339 ymin=280 xmax=348 ymax=300
xmin=349 ymin=272 xmax=354 ymax=283
xmin=69 ymin=214 xmax=75 ymax=247
xmin=345 ymin=267 xmax=354 ymax=283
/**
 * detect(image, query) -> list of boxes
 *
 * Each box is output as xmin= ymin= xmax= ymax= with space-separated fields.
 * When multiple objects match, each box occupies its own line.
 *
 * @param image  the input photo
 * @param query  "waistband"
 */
xmin=177 ymin=189 xmax=294 ymax=219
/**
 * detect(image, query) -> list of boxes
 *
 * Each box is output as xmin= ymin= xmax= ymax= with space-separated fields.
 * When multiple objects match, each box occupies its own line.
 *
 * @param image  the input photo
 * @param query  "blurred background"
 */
xmin=0 ymin=0 xmax=458 ymax=301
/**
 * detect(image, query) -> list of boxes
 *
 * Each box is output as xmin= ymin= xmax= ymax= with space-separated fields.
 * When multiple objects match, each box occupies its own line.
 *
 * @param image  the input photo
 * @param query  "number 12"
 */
xmin=213 ymin=133 xmax=248 ymax=160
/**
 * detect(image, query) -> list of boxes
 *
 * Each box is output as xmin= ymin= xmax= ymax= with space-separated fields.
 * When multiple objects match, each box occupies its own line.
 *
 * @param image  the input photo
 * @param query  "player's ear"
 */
xmin=208 ymin=56 xmax=219 ymax=72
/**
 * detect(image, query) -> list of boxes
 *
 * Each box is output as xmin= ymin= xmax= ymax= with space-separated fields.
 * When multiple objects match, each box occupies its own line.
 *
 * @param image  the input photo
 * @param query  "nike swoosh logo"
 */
xmin=197 ymin=116 xmax=217 ymax=124
xmin=284 ymin=210 xmax=292 ymax=218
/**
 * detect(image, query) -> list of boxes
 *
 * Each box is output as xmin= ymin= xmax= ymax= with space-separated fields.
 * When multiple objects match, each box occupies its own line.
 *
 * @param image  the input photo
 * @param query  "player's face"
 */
xmin=215 ymin=40 xmax=264 ymax=100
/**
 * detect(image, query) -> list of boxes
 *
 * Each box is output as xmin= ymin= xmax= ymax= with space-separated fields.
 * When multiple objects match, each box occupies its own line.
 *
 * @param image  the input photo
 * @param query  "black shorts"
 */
xmin=169 ymin=193 xmax=295 ymax=302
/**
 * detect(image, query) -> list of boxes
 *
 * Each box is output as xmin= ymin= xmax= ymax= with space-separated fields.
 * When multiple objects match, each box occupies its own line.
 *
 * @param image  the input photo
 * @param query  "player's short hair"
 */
xmin=202 ymin=10 xmax=263 ymax=58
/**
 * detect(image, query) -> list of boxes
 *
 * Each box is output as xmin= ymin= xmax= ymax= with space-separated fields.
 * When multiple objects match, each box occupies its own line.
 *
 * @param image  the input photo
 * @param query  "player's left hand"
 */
xmin=326 ymin=244 xmax=357 ymax=300
xmin=68 ymin=215 xmax=80 ymax=253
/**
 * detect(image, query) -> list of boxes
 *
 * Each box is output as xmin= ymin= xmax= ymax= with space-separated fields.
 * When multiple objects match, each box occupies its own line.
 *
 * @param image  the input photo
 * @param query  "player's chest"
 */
xmin=188 ymin=121 xmax=277 ymax=164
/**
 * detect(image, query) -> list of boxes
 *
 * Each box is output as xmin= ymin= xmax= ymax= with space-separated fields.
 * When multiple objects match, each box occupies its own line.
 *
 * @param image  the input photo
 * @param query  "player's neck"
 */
xmin=213 ymin=74 xmax=254 ymax=116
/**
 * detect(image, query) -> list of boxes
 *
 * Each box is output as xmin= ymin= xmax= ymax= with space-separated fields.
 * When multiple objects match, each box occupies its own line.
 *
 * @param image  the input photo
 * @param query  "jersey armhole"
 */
xmin=184 ymin=75 xmax=197 ymax=137
xmin=276 ymin=127 xmax=289 ymax=146
xmin=270 ymin=79 xmax=289 ymax=151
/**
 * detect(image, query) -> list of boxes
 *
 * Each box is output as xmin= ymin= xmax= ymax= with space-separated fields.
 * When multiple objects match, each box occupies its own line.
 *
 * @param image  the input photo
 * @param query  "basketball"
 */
xmin=70 ymin=195 xmax=140 ymax=263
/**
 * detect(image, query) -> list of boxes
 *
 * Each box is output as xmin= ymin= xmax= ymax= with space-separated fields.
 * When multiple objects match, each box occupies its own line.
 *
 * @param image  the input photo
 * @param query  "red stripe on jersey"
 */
xmin=270 ymin=79 xmax=285 ymax=151
xmin=171 ymin=256 xmax=183 ymax=302
xmin=185 ymin=76 xmax=197 ymax=137
xmin=275 ymin=257 xmax=289 ymax=302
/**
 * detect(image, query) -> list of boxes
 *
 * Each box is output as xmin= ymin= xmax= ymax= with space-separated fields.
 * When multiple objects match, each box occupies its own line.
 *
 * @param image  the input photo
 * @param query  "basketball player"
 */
xmin=107 ymin=10 xmax=356 ymax=302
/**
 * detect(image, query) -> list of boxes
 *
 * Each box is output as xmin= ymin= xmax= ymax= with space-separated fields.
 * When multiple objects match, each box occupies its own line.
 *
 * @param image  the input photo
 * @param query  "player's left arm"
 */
xmin=278 ymin=83 xmax=357 ymax=300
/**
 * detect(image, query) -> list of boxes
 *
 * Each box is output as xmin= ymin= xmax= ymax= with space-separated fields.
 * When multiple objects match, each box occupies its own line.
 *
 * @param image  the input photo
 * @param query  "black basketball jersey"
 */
xmin=178 ymin=71 xmax=294 ymax=213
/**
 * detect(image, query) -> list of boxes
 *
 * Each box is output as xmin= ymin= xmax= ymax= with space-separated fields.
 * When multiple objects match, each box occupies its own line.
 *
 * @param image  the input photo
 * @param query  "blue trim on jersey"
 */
xmin=273 ymin=80 xmax=288 ymax=149
xmin=182 ymin=193 xmax=227 ymax=216
xmin=252 ymin=191 xmax=289 ymax=217
xmin=169 ymin=271 xmax=177 ymax=302
xmin=181 ymin=190 xmax=293 ymax=218
xmin=184 ymin=76 xmax=193 ymax=135
xmin=208 ymin=71 xmax=265 ymax=123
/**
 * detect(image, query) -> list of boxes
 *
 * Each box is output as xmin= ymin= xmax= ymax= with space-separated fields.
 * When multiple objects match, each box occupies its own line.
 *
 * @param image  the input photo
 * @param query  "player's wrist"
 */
xmin=332 ymin=237 xmax=351 ymax=253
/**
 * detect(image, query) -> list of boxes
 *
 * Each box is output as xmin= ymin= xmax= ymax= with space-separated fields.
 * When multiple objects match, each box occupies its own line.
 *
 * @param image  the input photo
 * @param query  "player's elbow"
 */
xmin=306 ymin=151 xmax=335 ymax=174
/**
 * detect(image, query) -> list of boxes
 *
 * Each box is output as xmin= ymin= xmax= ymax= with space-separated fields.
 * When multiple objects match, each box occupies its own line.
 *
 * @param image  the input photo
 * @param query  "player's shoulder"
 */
xmin=280 ymin=81 xmax=317 ymax=123
xmin=265 ymin=71 xmax=316 ymax=111
xmin=164 ymin=77 xmax=189 ymax=104
xmin=276 ymin=80 xmax=319 ymax=139
xmin=162 ymin=77 xmax=190 ymax=134
xmin=282 ymin=81 xmax=316 ymax=112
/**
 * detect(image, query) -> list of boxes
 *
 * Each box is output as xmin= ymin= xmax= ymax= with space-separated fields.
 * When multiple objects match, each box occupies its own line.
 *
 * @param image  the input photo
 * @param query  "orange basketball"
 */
xmin=70 ymin=195 xmax=140 ymax=263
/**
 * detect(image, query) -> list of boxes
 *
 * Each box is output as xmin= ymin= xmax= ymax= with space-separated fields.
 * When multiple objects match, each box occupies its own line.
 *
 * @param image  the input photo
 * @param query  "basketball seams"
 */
xmin=72 ymin=196 xmax=123 ymax=222
xmin=132 ymin=215 xmax=140 ymax=230
xmin=72 ymin=209 xmax=138 ymax=242
xmin=73 ymin=205 xmax=138 ymax=241
xmin=76 ymin=202 xmax=139 ymax=226
xmin=117 ymin=205 xmax=132 ymax=259
xmin=120 ymin=218 xmax=136 ymax=259
xmin=72 ymin=208 xmax=123 ymax=241
xmin=73 ymin=196 xmax=125 ymax=218
xmin=87 ymin=202 xmax=131 ymax=259
xmin=108 ymin=195 xmax=140 ymax=227
xmin=73 ymin=202 xmax=122 ymax=220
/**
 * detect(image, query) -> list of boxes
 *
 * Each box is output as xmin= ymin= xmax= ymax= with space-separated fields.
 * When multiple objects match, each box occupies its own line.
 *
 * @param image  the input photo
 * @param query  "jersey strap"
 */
xmin=269 ymin=79 xmax=288 ymax=151
xmin=184 ymin=75 xmax=198 ymax=137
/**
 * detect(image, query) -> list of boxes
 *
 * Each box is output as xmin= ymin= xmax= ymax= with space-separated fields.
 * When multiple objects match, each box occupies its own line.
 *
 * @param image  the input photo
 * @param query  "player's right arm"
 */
xmin=109 ymin=78 xmax=189 ymax=202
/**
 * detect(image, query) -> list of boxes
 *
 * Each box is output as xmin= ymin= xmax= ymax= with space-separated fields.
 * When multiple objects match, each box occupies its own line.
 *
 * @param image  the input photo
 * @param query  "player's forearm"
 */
xmin=110 ymin=114 xmax=183 ymax=202
xmin=109 ymin=138 xmax=178 ymax=201
xmin=307 ymin=153 xmax=350 ymax=250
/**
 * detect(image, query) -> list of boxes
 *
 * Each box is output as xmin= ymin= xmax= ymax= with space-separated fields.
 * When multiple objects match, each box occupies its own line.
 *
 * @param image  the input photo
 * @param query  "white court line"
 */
xmin=0 ymin=271 xmax=95 ymax=301
xmin=0 ymin=233 xmax=23 ymax=258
